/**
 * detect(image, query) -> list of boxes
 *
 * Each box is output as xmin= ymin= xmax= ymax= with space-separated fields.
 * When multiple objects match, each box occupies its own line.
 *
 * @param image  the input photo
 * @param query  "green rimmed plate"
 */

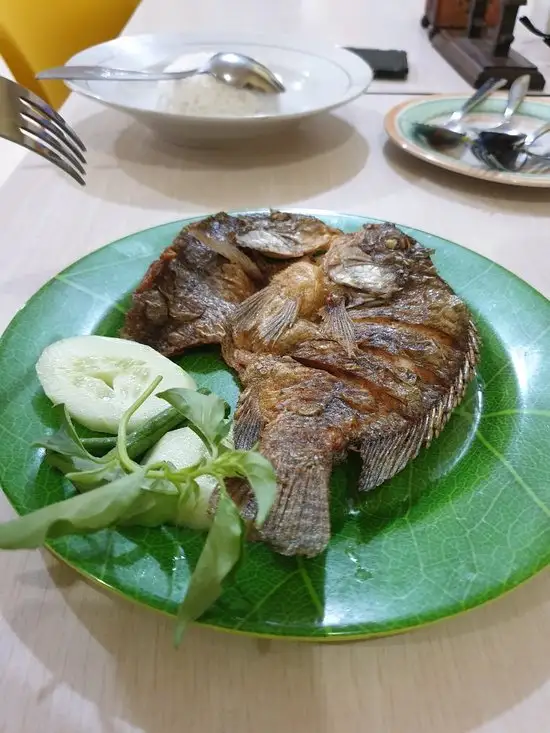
xmin=385 ymin=94 xmax=550 ymax=187
xmin=0 ymin=211 xmax=549 ymax=640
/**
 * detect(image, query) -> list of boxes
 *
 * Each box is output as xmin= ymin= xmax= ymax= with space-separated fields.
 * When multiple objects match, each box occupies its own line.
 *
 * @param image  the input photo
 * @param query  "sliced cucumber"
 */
xmin=36 ymin=336 xmax=196 ymax=434
xmin=143 ymin=427 xmax=217 ymax=530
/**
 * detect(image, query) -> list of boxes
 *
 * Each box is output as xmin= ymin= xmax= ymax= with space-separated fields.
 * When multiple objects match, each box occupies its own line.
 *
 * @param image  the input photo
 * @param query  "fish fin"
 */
xmin=259 ymin=446 xmax=332 ymax=557
xmin=234 ymin=390 xmax=262 ymax=449
xmin=258 ymin=297 xmax=299 ymax=343
xmin=321 ymin=298 xmax=356 ymax=355
xmin=231 ymin=289 xmax=271 ymax=332
xmin=359 ymin=325 xmax=479 ymax=490
xmin=232 ymin=288 xmax=299 ymax=344
xmin=358 ymin=418 xmax=428 ymax=491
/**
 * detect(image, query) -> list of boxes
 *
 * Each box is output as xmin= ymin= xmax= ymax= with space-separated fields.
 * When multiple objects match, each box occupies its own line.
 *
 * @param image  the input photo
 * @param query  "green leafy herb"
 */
xmin=212 ymin=451 xmax=277 ymax=526
xmin=0 ymin=376 xmax=277 ymax=646
xmin=174 ymin=488 xmax=243 ymax=645
xmin=159 ymin=388 xmax=229 ymax=453
xmin=36 ymin=405 xmax=99 ymax=463
xmin=0 ymin=470 xmax=146 ymax=548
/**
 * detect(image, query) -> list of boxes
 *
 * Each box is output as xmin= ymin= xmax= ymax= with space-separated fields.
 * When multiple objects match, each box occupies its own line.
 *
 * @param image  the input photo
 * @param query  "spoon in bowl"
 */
xmin=37 ymin=52 xmax=285 ymax=94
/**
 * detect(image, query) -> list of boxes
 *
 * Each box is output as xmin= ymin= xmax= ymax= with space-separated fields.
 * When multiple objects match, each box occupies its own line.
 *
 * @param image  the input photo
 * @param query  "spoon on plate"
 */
xmin=475 ymin=74 xmax=531 ymax=141
xmin=412 ymin=77 xmax=507 ymax=148
xmin=478 ymin=119 xmax=550 ymax=154
xmin=37 ymin=52 xmax=285 ymax=94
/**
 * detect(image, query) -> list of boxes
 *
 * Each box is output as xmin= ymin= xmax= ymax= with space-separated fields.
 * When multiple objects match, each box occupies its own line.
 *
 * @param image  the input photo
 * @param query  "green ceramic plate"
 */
xmin=385 ymin=94 xmax=550 ymax=187
xmin=0 ymin=211 xmax=549 ymax=640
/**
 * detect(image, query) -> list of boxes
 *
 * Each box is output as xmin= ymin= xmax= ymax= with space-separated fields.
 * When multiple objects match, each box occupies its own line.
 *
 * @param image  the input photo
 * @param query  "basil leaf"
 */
xmin=174 ymin=490 xmax=242 ymax=646
xmin=0 ymin=469 xmax=146 ymax=549
xmin=213 ymin=450 xmax=277 ymax=526
xmin=158 ymin=388 xmax=229 ymax=448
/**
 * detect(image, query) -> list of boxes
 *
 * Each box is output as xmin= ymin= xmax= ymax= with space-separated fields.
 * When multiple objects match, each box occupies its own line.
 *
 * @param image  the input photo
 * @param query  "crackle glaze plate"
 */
xmin=0 ymin=211 xmax=548 ymax=640
xmin=385 ymin=94 xmax=550 ymax=187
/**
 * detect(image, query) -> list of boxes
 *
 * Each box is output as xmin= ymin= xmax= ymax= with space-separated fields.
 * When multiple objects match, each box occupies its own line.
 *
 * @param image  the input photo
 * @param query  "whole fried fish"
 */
xmin=225 ymin=223 xmax=479 ymax=556
xmin=122 ymin=212 xmax=342 ymax=354
xmin=122 ymin=213 xmax=479 ymax=559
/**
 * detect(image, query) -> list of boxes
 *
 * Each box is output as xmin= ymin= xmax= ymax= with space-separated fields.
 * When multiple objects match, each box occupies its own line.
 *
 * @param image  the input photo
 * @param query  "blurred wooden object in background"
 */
xmin=423 ymin=0 xmax=545 ymax=89
xmin=422 ymin=0 xmax=501 ymax=34
xmin=0 ymin=0 xmax=139 ymax=109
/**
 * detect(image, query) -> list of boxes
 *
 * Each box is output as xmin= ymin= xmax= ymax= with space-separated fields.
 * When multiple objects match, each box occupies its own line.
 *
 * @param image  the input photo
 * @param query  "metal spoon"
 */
xmin=478 ymin=74 xmax=531 ymax=140
xmin=478 ymin=119 xmax=550 ymax=155
xmin=412 ymin=77 xmax=506 ymax=149
xmin=37 ymin=52 xmax=285 ymax=94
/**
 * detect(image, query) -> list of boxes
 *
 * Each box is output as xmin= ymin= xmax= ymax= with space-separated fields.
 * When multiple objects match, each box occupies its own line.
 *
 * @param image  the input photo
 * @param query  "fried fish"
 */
xmin=121 ymin=212 xmax=341 ymax=354
xmin=225 ymin=223 xmax=479 ymax=556
xmin=122 ymin=213 xmax=480 ymax=558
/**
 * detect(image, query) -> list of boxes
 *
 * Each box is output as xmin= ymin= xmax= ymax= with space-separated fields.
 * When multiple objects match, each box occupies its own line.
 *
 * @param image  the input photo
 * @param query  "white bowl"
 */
xmin=64 ymin=32 xmax=373 ymax=146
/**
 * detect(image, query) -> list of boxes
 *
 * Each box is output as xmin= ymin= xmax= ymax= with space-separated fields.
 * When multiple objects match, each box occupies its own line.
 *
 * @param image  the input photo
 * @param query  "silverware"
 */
xmin=412 ymin=77 xmax=507 ymax=148
xmin=477 ymin=119 xmax=550 ymax=156
xmin=0 ymin=75 xmax=86 ymax=185
xmin=37 ymin=52 xmax=285 ymax=94
xmin=471 ymin=138 xmax=550 ymax=174
xmin=479 ymin=74 xmax=531 ymax=139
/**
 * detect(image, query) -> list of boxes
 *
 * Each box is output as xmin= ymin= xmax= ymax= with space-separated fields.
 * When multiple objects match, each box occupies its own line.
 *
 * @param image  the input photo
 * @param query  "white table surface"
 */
xmin=0 ymin=2 xmax=549 ymax=732
xmin=0 ymin=57 xmax=27 ymax=187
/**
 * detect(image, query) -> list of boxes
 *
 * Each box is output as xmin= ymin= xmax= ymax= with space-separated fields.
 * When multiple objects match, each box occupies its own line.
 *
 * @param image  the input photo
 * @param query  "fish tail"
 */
xmin=208 ymin=443 xmax=333 ymax=557
xmin=259 ymin=432 xmax=333 ymax=557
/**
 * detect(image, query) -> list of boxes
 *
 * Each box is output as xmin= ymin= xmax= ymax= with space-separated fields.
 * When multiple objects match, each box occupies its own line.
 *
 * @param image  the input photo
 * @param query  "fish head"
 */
xmin=324 ymin=224 xmax=431 ymax=303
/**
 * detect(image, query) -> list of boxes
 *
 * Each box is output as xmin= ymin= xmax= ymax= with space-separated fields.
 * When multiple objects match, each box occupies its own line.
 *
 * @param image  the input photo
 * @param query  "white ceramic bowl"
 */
xmin=64 ymin=32 xmax=373 ymax=146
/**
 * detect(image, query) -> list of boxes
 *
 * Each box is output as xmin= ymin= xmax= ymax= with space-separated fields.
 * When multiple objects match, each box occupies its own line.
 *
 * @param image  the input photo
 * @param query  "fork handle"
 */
xmin=452 ymin=77 xmax=507 ymax=120
xmin=36 ymin=65 xmax=198 ymax=82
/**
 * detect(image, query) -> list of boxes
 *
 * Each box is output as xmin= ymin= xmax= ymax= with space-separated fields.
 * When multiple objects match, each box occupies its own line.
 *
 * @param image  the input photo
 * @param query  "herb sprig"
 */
xmin=0 ymin=377 xmax=276 ymax=644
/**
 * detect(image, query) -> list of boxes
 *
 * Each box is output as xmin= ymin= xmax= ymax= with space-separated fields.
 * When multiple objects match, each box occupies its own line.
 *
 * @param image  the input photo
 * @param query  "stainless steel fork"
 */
xmin=0 ymin=76 xmax=86 ymax=185
xmin=471 ymin=139 xmax=550 ymax=175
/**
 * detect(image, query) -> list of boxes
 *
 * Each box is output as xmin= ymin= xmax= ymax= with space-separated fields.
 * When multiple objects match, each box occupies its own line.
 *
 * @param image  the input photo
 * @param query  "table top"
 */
xmin=0 ymin=2 xmax=549 ymax=732
xmin=0 ymin=58 xmax=26 ymax=187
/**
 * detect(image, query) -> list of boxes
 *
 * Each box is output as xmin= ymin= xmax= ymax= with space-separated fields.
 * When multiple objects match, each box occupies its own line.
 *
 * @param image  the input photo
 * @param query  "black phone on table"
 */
xmin=345 ymin=48 xmax=409 ymax=80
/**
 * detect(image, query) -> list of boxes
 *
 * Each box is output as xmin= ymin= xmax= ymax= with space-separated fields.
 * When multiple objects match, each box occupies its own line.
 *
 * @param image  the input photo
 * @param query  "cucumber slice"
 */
xmin=144 ymin=427 xmax=217 ymax=530
xmin=36 ymin=336 xmax=196 ymax=434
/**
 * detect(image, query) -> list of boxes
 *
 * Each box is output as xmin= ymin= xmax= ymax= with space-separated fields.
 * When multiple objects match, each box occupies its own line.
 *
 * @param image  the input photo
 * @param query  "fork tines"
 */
xmin=0 ymin=76 xmax=86 ymax=185
xmin=471 ymin=140 xmax=550 ymax=175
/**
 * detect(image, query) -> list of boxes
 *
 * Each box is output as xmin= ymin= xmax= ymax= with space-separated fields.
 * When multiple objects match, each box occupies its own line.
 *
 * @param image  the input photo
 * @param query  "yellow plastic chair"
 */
xmin=0 ymin=0 xmax=139 ymax=109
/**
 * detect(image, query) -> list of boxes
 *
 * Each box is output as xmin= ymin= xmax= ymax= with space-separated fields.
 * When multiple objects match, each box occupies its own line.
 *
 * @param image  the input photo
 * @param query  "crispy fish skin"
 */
xmin=234 ymin=210 xmax=342 ymax=259
xmin=227 ymin=353 xmax=362 ymax=556
xmin=226 ymin=222 xmax=480 ymax=557
xmin=123 ymin=213 xmax=480 ymax=558
xmin=121 ymin=226 xmax=257 ymax=356
xmin=121 ymin=212 xmax=343 ymax=355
